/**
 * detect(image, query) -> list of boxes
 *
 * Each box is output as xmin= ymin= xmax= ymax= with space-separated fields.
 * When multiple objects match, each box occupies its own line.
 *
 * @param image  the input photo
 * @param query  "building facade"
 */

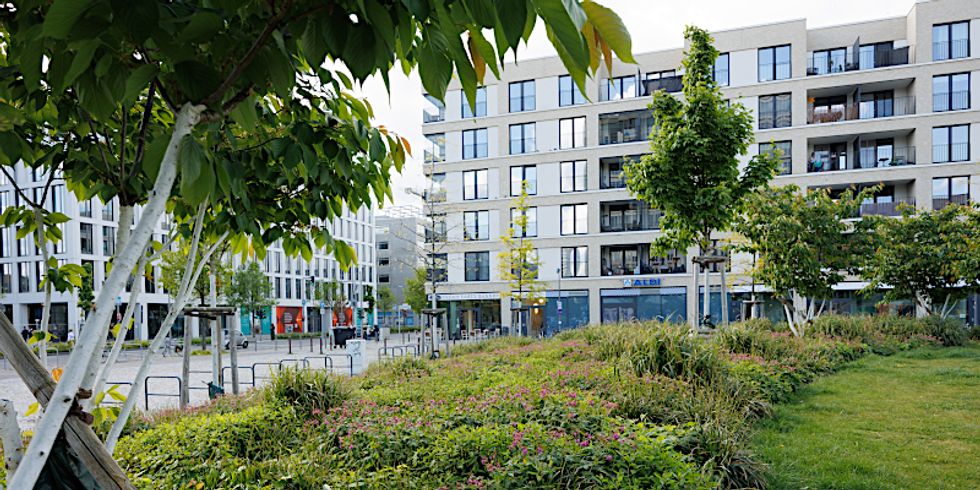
xmin=421 ymin=0 xmax=980 ymax=335
xmin=376 ymin=207 xmax=425 ymax=326
xmin=0 ymin=164 xmax=377 ymax=341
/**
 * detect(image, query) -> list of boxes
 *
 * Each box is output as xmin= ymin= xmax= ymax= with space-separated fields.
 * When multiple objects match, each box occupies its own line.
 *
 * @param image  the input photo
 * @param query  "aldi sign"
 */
xmin=623 ymin=278 xmax=662 ymax=288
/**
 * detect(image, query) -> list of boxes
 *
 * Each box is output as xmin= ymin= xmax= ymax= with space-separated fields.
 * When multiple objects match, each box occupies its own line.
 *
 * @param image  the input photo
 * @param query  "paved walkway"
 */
xmin=0 ymin=332 xmax=453 ymax=429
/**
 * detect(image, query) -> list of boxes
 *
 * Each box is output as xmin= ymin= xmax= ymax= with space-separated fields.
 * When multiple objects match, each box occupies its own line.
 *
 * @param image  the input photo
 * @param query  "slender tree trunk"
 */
xmin=0 ymin=398 xmax=23 ymax=478
xmin=33 ymin=208 xmax=51 ymax=368
xmin=85 ymin=277 xmax=142 ymax=412
xmin=180 ymin=314 xmax=191 ymax=409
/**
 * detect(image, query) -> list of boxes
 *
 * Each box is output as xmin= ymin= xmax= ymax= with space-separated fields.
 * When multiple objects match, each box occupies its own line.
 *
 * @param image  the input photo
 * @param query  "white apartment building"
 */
xmin=422 ymin=0 xmax=980 ymax=336
xmin=0 ymin=164 xmax=377 ymax=341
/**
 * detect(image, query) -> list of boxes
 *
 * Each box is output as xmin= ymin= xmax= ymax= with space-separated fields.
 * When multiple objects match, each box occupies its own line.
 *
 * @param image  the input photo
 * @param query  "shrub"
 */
xmin=586 ymin=323 xmax=724 ymax=380
xmin=264 ymin=367 xmax=351 ymax=415
xmin=919 ymin=316 xmax=968 ymax=346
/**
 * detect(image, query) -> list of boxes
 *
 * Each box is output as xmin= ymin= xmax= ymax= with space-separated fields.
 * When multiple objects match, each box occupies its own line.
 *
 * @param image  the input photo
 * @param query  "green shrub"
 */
xmin=919 ymin=316 xmax=968 ymax=346
xmin=586 ymin=323 xmax=723 ymax=380
xmin=264 ymin=367 xmax=351 ymax=415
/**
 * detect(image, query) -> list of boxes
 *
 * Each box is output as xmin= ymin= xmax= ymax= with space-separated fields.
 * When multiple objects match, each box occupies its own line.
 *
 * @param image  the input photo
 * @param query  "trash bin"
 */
xmin=333 ymin=327 xmax=355 ymax=347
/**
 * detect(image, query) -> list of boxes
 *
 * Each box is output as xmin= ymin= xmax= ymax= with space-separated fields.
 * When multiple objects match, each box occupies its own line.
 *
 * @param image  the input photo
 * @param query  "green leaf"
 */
xmin=180 ymin=11 xmax=224 ymax=42
xmin=123 ymin=64 xmax=159 ymax=107
xmin=468 ymin=28 xmax=500 ymax=80
xmin=495 ymin=0 xmax=528 ymax=51
xmin=173 ymin=61 xmax=221 ymax=103
xmin=581 ymin=0 xmax=635 ymax=64
xmin=178 ymin=135 xmax=212 ymax=206
xmin=25 ymin=402 xmax=41 ymax=416
xmin=531 ymin=0 xmax=588 ymax=70
xmin=42 ymin=0 xmax=96 ymax=39
xmin=464 ymin=0 xmax=499 ymax=28
xmin=61 ymin=40 xmax=100 ymax=92
xmin=417 ymin=42 xmax=453 ymax=102
xmin=362 ymin=0 xmax=395 ymax=51
xmin=229 ymin=96 xmax=259 ymax=130
xmin=107 ymin=386 xmax=127 ymax=402
xmin=112 ymin=0 xmax=159 ymax=43
xmin=142 ymin=133 xmax=170 ymax=181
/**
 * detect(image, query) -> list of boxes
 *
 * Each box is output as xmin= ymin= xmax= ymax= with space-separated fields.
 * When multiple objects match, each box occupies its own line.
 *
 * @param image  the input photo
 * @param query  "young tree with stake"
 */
xmin=498 ymin=181 xmax=544 ymax=337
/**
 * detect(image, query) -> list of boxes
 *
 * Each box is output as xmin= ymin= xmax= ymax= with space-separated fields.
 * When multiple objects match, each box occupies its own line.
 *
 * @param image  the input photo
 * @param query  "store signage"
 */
xmin=623 ymin=278 xmax=662 ymax=288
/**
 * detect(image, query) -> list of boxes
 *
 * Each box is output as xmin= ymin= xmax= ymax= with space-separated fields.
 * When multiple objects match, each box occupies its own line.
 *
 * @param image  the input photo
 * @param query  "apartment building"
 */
xmin=0 ymin=164 xmax=377 ymax=341
xmin=421 ymin=0 xmax=980 ymax=336
xmin=376 ymin=207 xmax=425 ymax=325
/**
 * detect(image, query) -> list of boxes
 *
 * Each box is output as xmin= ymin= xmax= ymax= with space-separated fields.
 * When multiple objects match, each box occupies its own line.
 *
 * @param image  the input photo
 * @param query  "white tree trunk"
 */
xmin=0 ymin=398 xmax=23 ymax=478
xmin=33 ymin=208 xmax=51 ymax=368
xmin=10 ymin=103 xmax=205 ymax=489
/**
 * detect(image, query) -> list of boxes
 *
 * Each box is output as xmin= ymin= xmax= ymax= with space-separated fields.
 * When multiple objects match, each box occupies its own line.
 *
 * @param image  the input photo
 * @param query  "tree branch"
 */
xmin=129 ymin=80 xmax=158 ymax=182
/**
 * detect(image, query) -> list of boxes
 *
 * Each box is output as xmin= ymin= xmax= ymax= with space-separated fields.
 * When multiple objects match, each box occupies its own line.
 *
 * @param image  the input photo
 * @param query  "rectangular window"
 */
xmin=714 ymin=53 xmax=729 ymax=86
xmin=559 ymin=117 xmax=586 ymax=149
xmin=509 ymin=122 xmax=535 ymax=154
xmin=378 ymin=257 xmax=389 ymax=267
xmin=0 ymin=229 xmax=6 ymax=259
xmin=423 ymin=94 xmax=445 ymax=123
xmin=428 ymin=173 xmax=447 ymax=203
xmin=509 ymin=80 xmax=536 ymax=112
xmin=559 ymin=75 xmax=586 ymax=106
xmin=561 ymin=246 xmax=588 ymax=278
xmin=0 ymin=263 xmax=10 ymax=294
xmin=560 ymin=160 xmax=587 ymax=192
xmin=932 ymin=125 xmax=970 ymax=163
xmin=461 ymin=86 xmax=487 ymax=118
xmin=78 ymin=199 xmax=92 ymax=218
xmin=461 ymin=128 xmax=488 ymax=159
xmin=285 ymin=277 xmax=291 ymax=298
xmin=80 ymin=223 xmax=94 ymax=255
xmin=464 ymin=251 xmax=490 ymax=281
xmin=510 ymin=207 xmax=538 ymax=238
xmin=809 ymin=47 xmax=847 ymax=75
xmin=428 ymin=253 xmax=448 ymax=282
xmin=510 ymin=165 xmax=537 ymax=196
xmin=462 ymin=169 xmax=489 ymax=200
xmin=463 ymin=210 xmax=490 ymax=241
xmin=378 ymin=241 xmax=389 ymax=250
xmin=560 ymin=204 xmax=588 ymax=235
xmin=759 ymin=141 xmax=792 ymax=175
xmin=932 ymin=176 xmax=970 ymax=208
xmin=425 ymin=133 xmax=445 ymax=163
xmin=758 ymin=45 xmax=791 ymax=82
xmin=102 ymin=226 xmax=115 ymax=256
xmin=101 ymin=200 xmax=114 ymax=221
xmin=17 ymin=262 xmax=29 ymax=293
xmin=758 ymin=93 xmax=792 ymax=129
xmin=933 ymin=21 xmax=970 ymax=61
xmin=603 ymin=75 xmax=637 ymax=101
xmin=933 ymin=73 xmax=970 ymax=112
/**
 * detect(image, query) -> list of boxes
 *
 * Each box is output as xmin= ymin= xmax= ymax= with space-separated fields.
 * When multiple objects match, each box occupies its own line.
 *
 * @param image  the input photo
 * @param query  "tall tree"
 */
xmin=225 ymin=261 xmax=276 ymax=337
xmin=376 ymin=286 xmax=396 ymax=326
xmin=498 ymin=182 xmax=544 ymax=336
xmin=405 ymin=267 xmax=430 ymax=318
xmin=863 ymin=203 xmax=980 ymax=319
xmin=735 ymin=185 xmax=877 ymax=337
xmin=625 ymin=26 xmax=778 ymax=328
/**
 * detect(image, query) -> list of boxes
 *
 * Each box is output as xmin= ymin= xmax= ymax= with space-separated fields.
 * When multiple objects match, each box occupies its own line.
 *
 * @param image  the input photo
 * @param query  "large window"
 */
xmin=80 ymin=223 xmax=94 ymax=255
xmin=509 ymin=122 xmax=536 ymax=154
xmin=759 ymin=141 xmax=792 ymax=175
xmin=509 ymin=80 xmax=535 ymax=112
xmin=510 ymin=165 xmax=537 ymax=196
xmin=559 ymin=117 xmax=586 ymax=149
xmin=714 ymin=53 xmax=729 ymax=86
xmin=102 ymin=226 xmax=115 ymax=256
xmin=428 ymin=253 xmax=448 ymax=282
xmin=425 ymin=133 xmax=445 ymax=163
xmin=809 ymin=47 xmax=847 ymax=75
xmin=560 ymin=160 xmax=587 ymax=192
xmin=933 ymin=73 xmax=970 ymax=112
xmin=603 ymin=75 xmax=637 ymax=101
xmin=462 ymin=169 xmax=489 ymax=200
xmin=463 ymin=211 xmax=490 ymax=241
xmin=510 ymin=207 xmax=538 ymax=237
xmin=932 ymin=176 xmax=970 ymax=209
xmin=78 ymin=199 xmax=92 ymax=218
xmin=428 ymin=173 xmax=446 ymax=203
xmin=101 ymin=200 xmax=114 ymax=221
xmin=758 ymin=93 xmax=792 ymax=129
xmin=933 ymin=21 xmax=970 ymax=61
xmin=461 ymin=86 xmax=487 ymax=118
xmin=758 ymin=45 xmax=791 ymax=82
xmin=0 ymin=263 xmax=10 ymax=294
xmin=462 ymin=129 xmax=488 ymax=159
xmin=464 ymin=252 xmax=490 ymax=281
xmin=561 ymin=246 xmax=588 ymax=278
xmin=933 ymin=125 xmax=970 ymax=163
xmin=560 ymin=204 xmax=588 ymax=235
xmin=17 ymin=262 xmax=29 ymax=293
xmin=423 ymin=94 xmax=445 ymax=123
xmin=559 ymin=75 xmax=586 ymax=106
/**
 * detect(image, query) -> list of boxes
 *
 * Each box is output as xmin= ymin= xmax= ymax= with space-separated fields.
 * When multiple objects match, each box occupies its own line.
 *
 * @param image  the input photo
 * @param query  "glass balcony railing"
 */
xmin=807 ymin=96 xmax=915 ymax=124
xmin=809 ymin=146 xmax=915 ymax=172
xmin=933 ymin=91 xmax=970 ymax=112
xmin=932 ymin=143 xmax=970 ymax=163
xmin=600 ymin=208 xmax=661 ymax=232
xmin=806 ymin=45 xmax=910 ymax=76
xmin=932 ymin=194 xmax=970 ymax=210
xmin=932 ymin=39 xmax=970 ymax=61
xmin=599 ymin=111 xmax=655 ymax=145
xmin=642 ymin=75 xmax=683 ymax=95
xmin=858 ymin=198 xmax=914 ymax=217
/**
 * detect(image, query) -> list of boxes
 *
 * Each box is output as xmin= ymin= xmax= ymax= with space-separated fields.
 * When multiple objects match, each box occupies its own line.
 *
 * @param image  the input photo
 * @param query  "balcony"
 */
xmin=423 ymin=95 xmax=445 ymax=123
xmin=806 ymin=45 xmax=910 ymax=76
xmin=600 ymin=201 xmax=661 ymax=232
xmin=807 ymin=96 xmax=915 ymax=124
xmin=808 ymin=146 xmax=915 ymax=173
xmin=642 ymin=75 xmax=683 ymax=95
xmin=857 ymin=198 xmax=914 ymax=217
xmin=599 ymin=110 xmax=655 ymax=146
xmin=601 ymin=244 xmax=686 ymax=276
xmin=933 ymin=194 xmax=970 ymax=210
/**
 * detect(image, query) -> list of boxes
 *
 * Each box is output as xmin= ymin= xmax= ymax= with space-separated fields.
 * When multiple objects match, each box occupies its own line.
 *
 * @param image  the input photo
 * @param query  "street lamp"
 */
xmin=556 ymin=268 xmax=563 ymax=334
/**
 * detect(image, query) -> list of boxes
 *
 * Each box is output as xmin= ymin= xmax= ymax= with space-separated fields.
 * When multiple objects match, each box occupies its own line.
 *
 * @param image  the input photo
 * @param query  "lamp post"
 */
xmin=556 ymin=268 xmax=563 ymax=334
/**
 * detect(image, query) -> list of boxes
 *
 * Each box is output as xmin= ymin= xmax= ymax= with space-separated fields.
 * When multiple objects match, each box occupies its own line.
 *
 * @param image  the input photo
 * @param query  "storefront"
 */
xmin=239 ymin=306 xmax=272 ymax=336
xmin=275 ymin=306 xmax=303 ymax=334
xmin=439 ymin=293 xmax=502 ymax=339
xmin=600 ymin=281 xmax=687 ymax=323
xmin=538 ymin=290 xmax=589 ymax=337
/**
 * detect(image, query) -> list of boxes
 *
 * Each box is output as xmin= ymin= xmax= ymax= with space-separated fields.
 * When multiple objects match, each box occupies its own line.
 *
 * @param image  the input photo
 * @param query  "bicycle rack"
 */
xmin=187 ymin=369 xmax=212 ymax=392
xmin=303 ymin=355 xmax=334 ymax=370
xmin=221 ymin=365 xmax=256 ymax=388
xmin=144 ymin=376 xmax=182 ymax=411
xmin=251 ymin=362 xmax=280 ymax=384
xmin=323 ymin=353 xmax=354 ymax=377
xmin=278 ymin=358 xmax=310 ymax=370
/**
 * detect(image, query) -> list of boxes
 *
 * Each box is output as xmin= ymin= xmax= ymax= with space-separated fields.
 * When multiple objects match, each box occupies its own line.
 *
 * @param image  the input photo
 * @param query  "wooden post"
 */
xmin=0 ymin=313 xmax=133 ymax=489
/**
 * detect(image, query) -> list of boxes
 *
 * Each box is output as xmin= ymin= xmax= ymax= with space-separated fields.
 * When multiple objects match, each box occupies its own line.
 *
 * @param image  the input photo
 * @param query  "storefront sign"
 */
xmin=431 ymin=292 xmax=500 ymax=301
xmin=623 ymin=278 xmax=662 ymax=288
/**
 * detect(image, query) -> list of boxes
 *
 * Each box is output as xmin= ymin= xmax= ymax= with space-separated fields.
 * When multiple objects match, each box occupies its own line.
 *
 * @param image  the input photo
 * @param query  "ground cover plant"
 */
xmin=74 ymin=315 xmax=970 ymax=489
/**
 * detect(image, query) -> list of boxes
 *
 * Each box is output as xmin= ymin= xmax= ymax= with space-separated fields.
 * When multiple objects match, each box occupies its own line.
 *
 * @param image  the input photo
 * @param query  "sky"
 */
xmin=355 ymin=0 xmax=919 ymax=210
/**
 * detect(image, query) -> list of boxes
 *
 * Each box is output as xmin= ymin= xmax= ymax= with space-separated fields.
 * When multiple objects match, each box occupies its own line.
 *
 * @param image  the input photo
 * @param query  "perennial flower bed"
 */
xmin=110 ymin=316 xmax=966 ymax=489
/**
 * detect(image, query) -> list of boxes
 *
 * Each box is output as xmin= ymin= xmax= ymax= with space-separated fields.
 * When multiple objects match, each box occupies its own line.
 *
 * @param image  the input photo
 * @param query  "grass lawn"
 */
xmin=752 ymin=343 xmax=980 ymax=489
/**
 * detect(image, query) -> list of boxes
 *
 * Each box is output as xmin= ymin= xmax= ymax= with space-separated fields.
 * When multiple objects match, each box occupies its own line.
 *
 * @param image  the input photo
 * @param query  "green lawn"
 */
xmin=752 ymin=343 xmax=980 ymax=489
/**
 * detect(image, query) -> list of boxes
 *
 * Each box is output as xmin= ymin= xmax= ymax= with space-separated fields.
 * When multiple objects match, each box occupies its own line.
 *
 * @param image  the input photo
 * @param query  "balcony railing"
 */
xmin=423 ymin=109 xmax=445 ymax=123
xmin=809 ymin=146 xmax=915 ymax=172
xmin=932 ymin=91 xmax=970 ymax=112
xmin=932 ymin=143 xmax=970 ymax=163
xmin=424 ymin=148 xmax=445 ymax=164
xmin=642 ymin=75 xmax=683 ymax=95
xmin=600 ymin=209 xmax=661 ymax=232
xmin=932 ymin=39 xmax=970 ymax=61
xmin=807 ymin=96 xmax=915 ymax=124
xmin=806 ymin=45 xmax=910 ymax=76
xmin=858 ymin=198 xmax=914 ymax=217
xmin=932 ymin=194 xmax=970 ymax=210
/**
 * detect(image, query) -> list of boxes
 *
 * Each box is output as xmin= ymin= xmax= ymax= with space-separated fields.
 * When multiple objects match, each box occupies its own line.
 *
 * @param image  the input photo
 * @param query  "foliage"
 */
xmin=225 ymin=261 xmax=276 ymax=322
xmin=376 ymin=286 xmax=396 ymax=314
xmin=735 ymin=185 xmax=878 ymax=336
xmin=862 ymin=203 xmax=980 ymax=318
xmin=158 ymin=242 xmax=230 ymax=304
xmin=264 ymin=368 xmax=352 ymax=415
xmin=625 ymin=26 xmax=778 ymax=257
xmin=404 ymin=266 xmax=430 ymax=315
xmin=498 ymin=181 xmax=545 ymax=326
xmin=77 ymin=263 xmax=95 ymax=314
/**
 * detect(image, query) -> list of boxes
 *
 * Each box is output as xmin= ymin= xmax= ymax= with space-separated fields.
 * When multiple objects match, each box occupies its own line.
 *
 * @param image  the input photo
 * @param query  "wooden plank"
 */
xmin=0 ymin=313 xmax=133 ymax=489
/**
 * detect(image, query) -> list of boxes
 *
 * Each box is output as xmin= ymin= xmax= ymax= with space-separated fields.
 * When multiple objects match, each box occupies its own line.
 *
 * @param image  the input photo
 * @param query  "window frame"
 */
xmin=510 ymin=165 xmax=537 ymax=196
xmin=462 ymin=169 xmax=489 ymax=201
xmin=560 ymin=203 xmax=588 ymax=236
xmin=461 ymin=86 xmax=488 ymax=118
xmin=463 ymin=210 xmax=490 ymax=241
xmin=758 ymin=93 xmax=792 ymax=129
xmin=758 ymin=45 xmax=791 ymax=82
xmin=932 ymin=124 xmax=970 ymax=163
xmin=933 ymin=21 xmax=970 ymax=61
xmin=759 ymin=141 xmax=792 ymax=175
xmin=561 ymin=246 xmax=588 ymax=278
xmin=932 ymin=73 xmax=971 ymax=112
xmin=509 ymin=122 xmax=536 ymax=155
xmin=461 ymin=128 xmax=488 ymax=160
xmin=560 ymin=160 xmax=587 ymax=193
xmin=603 ymin=75 xmax=637 ymax=101
xmin=713 ymin=53 xmax=730 ymax=86
xmin=509 ymin=207 xmax=538 ymax=238
xmin=558 ymin=75 xmax=586 ymax=106
xmin=509 ymin=80 xmax=536 ymax=113
xmin=464 ymin=251 xmax=490 ymax=282
xmin=559 ymin=116 xmax=586 ymax=149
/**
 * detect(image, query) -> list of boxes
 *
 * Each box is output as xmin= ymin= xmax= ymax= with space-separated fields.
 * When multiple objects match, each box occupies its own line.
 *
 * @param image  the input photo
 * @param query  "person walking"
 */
xmin=21 ymin=325 xmax=30 ymax=342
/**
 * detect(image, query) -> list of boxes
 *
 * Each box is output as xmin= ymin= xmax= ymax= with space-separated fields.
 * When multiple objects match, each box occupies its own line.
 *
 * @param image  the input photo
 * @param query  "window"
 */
xmin=462 ymin=169 xmax=489 ymax=200
xmin=34 ymin=261 xmax=43 ymax=292
xmin=101 ymin=200 xmax=114 ymax=221
xmin=933 ymin=73 xmax=970 ymax=112
xmin=428 ymin=173 xmax=446 ymax=203
xmin=285 ymin=277 xmax=291 ymax=298
xmin=932 ymin=176 xmax=970 ymax=208
xmin=509 ymin=80 xmax=535 ymax=112
xmin=102 ymin=226 xmax=115 ymax=255
xmin=428 ymin=253 xmax=448 ymax=282
xmin=0 ymin=229 xmax=6 ymax=259
xmin=425 ymin=133 xmax=445 ymax=163
xmin=759 ymin=141 xmax=792 ymax=175
xmin=560 ymin=160 xmax=587 ymax=192
xmin=714 ymin=53 xmax=729 ymax=86
xmin=560 ymin=204 xmax=588 ymax=235
xmin=462 ymin=128 xmax=488 ymax=159
xmin=509 ymin=122 xmax=535 ymax=154
xmin=510 ymin=165 xmax=537 ymax=196
xmin=933 ymin=21 xmax=970 ymax=61
xmin=423 ymin=94 xmax=445 ymax=123
xmin=17 ymin=262 xmax=29 ymax=293
xmin=461 ymin=86 xmax=487 ymax=118
xmin=463 ymin=210 xmax=490 ymax=241
xmin=559 ymin=75 xmax=586 ymax=106
xmin=603 ymin=75 xmax=637 ymax=101
xmin=809 ymin=48 xmax=847 ymax=76
xmin=379 ymin=274 xmax=389 ymax=283
xmin=758 ymin=93 xmax=792 ymax=129
xmin=78 ymin=199 xmax=92 ymax=218
xmin=859 ymin=41 xmax=897 ymax=70
xmin=758 ymin=45 xmax=791 ymax=82
xmin=80 ymin=223 xmax=94 ymax=255
xmin=378 ymin=258 xmax=390 ymax=267
xmin=859 ymin=90 xmax=895 ymax=119
xmin=561 ymin=246 xmax=588 ymax=278
xmin=32 ymin=166 xmax=44 ymax=182
xmin=0 ymin=263 xmax=10 ymax=294
xmin=510 ymin=207 xmax=538 ymax=237
xmin=464 ymin=251 xmax=490 ymax=281
xmin=378 ymin=241 xmax=389 ymax=250
xmin=559 ymin=117 xmax=586 ymax=149
xmin=933 ymin=125 xmax=970 ymax=163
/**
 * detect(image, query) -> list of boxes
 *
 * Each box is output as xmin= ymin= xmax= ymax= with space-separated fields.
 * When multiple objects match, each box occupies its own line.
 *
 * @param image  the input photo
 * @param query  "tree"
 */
xmin=405 ymin=267 xmax=430 ymax=317
xmin=498 ymin=181 xmax=544 ymax=336
xmin=735 ymin=185 xmax=877 ymax=337
xmin=377 ymin=286 xmax=396 ymax=326
xmin=0 ymin=1 xmax=634 ymax=486
xmin=226 ymin=261 xmax=276 ymax=334
xmin=160 ymin=244 xmax=231 ymax=307
xmin=863 ymin=203 xmax=980 ymax=319
xmin=77 ymin=263 xmax=95 ymax=319
xmin=624 ymin=26 xmax=778 ymax=328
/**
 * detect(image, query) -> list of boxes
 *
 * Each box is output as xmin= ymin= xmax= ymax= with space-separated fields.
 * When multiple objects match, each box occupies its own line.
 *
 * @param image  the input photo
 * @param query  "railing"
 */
xmin=932 ymin=143 xmax=970 ymax=164
xmin=932 ymin=91 xmax=970 ymax=112
xmin=600 ymin=209 xmax=661 ymax=232
xmin=642 ymin=75 xmax=683 ymax=95
xmin=808 ymin=146 xmax=915 ymax=172
xmin=932 ymin=194 xmax=970 ymax=210
xmin=806 ymin=46 xmax=910 ymax=76
xmin=601 ymin=262 xmax=686 ymax=276
xmin=423 ymin=108 xmax=444 ymax=123
xmin=932 ymin=39 xmax=970 ymax=62
xmin=423 ymin=148 xmax=444 ymax=164
xmin=807 ymin=96 xmax=915 ymax=124
xmin=858 ymin=198 xmax=914 ymax=217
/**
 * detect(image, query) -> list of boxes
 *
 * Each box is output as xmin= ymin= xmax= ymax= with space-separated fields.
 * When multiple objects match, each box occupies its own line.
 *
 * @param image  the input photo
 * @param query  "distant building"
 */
xmin=376 ymin=206 xmax=424 ymax=326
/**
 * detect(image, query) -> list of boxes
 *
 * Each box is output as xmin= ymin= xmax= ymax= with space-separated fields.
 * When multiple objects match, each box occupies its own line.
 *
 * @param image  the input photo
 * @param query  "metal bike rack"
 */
xmin=187 ymin=369 xmax=212 ymax=392
xmin=303 ymin=355 xmax=335 ymax=370
xmin=221 ymin=365 xmax=256 ymax=388
xmin=323 ymin=353 xmax=354 ymax=377
xmin=251 ymin=362 xmax=280 ymax=384
xmin=144 ymin=375 xmax=182 ymax=411
xmin=277 ymin=358 xmax=310 ymax=370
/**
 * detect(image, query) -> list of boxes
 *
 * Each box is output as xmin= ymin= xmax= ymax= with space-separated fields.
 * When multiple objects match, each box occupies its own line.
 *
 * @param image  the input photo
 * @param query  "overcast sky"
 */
xmin=355 ymin=0 xmax=918 ymax=210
